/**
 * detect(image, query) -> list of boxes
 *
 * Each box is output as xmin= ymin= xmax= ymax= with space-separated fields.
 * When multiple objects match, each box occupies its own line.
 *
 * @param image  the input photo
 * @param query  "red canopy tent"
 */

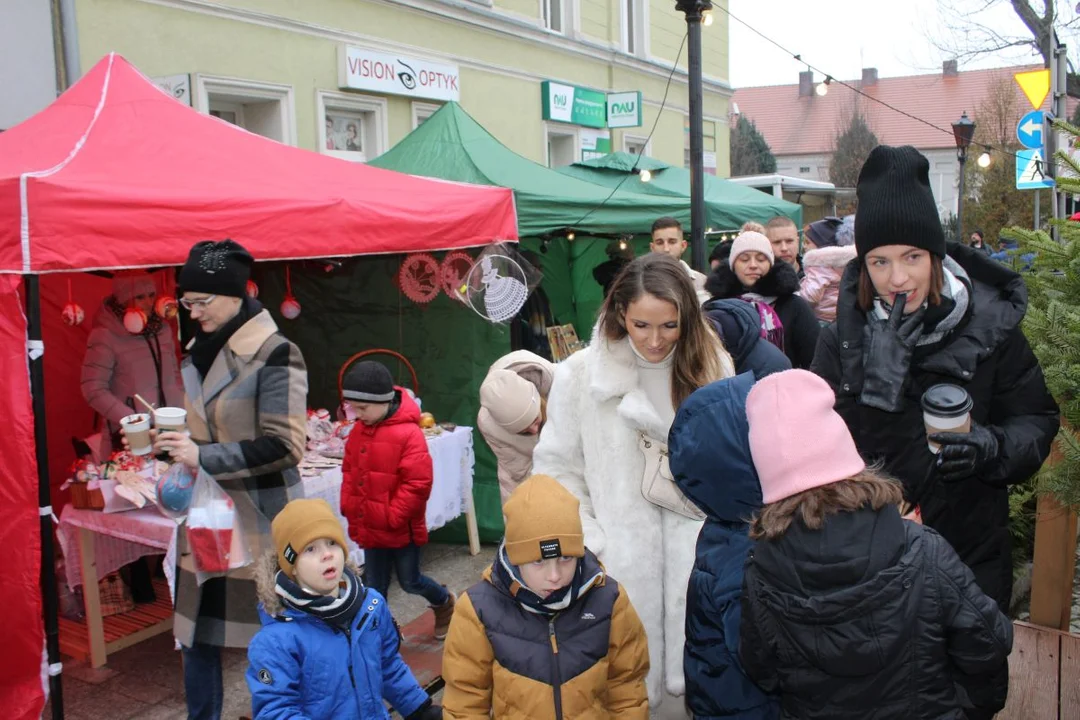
xmin=0 ymin=53 xmax=517 ymax=718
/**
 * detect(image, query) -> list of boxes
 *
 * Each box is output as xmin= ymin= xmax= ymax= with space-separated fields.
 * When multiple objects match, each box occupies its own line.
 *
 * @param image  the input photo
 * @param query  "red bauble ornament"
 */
xmin=246 ymin=280 xmax=259 ymax=298
xmin=123 ymin=308 xmax=148 ymax=334
xmin=154 ymin=295 xmax=179 ymax=320
xmin=280 ymin=297 xmax=301 ymax=319
xmin=399 ymin=253 xmax=441 ymax=304
xmin=440 ymin=251 xmax=474 ymax=302
xmin=62 ymin=303 xmax=85 ymax=326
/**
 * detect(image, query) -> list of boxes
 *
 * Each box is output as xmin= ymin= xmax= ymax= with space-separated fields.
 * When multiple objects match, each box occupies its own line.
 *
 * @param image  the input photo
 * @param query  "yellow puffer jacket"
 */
xmin=442 ymin=551 xmax=649 ymax=720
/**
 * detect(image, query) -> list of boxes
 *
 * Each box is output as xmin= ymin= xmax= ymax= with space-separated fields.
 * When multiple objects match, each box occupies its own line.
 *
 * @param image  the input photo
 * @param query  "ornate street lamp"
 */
xmin=952 ymin=111 xmax=976 ymax=238
xmin=675 ymin=0 xmax=712 ymax=271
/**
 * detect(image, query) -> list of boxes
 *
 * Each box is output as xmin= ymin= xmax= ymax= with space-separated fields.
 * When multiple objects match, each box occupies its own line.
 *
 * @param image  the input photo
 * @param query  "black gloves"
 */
xmin=859 ymin=294 xmax=926 ymax=413
xmin=405 ymin=699 xmax=443 ymax=720
xmin=929 ymin=421 xmax=1000 ymax=483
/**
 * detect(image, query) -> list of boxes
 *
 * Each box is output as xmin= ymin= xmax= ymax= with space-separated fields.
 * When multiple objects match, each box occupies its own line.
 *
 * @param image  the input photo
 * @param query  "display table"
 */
xmin=301 ymin=425 xmax=479 ymax=557
xmin=57 ymin=506 xmax=178 ymax=668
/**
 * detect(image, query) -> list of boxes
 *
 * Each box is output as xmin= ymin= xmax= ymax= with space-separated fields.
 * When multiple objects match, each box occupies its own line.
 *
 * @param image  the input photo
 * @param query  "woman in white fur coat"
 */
xmin=533 ymin=253 xmax=735 ymax=708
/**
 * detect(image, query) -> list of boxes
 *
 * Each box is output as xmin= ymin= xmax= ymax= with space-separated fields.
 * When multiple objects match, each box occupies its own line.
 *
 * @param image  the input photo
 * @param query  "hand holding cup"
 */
xmin=155 ymin=431 xmax=199 ymax=469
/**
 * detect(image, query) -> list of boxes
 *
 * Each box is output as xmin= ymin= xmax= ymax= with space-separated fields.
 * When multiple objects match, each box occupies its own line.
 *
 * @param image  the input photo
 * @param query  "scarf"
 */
xmin=741 ymin=292 xmax=786 ymax=352
xmin=869 ymin=259 xmax=971 ymax=348
xmin=491 ymin=542 xmax=603 ymax=616
xmin=189 ymin=296 xmax=262 ymax=379
xmin=275 ymin=565 xmax=365 ymax=631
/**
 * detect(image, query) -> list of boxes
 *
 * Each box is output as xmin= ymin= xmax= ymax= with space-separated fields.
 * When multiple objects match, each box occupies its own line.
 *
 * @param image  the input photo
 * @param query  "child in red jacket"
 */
xmin=340 ymin=361 xmax=456 ymax=639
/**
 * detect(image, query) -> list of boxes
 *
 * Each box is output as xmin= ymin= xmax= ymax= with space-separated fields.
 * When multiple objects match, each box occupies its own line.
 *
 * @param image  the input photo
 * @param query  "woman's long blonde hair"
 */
xmin=598 ymin=253 xmax=732 ymax=408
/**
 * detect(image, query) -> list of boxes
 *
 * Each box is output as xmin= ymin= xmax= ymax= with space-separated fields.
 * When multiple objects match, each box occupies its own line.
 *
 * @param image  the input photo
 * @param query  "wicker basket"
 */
xmin=70 ymin=482 xmax=104 ymax=510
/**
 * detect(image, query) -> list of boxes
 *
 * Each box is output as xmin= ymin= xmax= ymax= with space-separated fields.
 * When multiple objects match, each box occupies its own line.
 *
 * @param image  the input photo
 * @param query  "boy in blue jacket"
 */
xmin=246 ymin=498 xmax=442 ymax=720
xmin=668 ymin=372 xmax=779 ymax=719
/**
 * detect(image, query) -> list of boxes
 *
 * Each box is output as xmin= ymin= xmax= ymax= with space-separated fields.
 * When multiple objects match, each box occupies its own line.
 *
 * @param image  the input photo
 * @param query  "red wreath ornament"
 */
xmin=399 ymin=253 xmax=441 ymax=304
xmin=439 ymin=251 xmax=475 ymax=301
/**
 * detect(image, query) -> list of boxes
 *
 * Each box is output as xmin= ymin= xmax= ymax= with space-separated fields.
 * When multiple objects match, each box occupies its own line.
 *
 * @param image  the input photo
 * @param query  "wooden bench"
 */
xmin=997 ymin=621 xmax=1080 ymax=719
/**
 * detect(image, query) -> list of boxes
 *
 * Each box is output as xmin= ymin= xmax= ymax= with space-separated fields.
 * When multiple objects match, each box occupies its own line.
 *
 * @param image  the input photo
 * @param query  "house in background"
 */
xmin=732 ymin=62 xmax=1067 ymax=219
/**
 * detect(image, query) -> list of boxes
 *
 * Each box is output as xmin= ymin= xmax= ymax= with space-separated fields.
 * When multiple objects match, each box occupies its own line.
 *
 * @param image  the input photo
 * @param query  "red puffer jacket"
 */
xmin=340 ymin=389 xmax=433 ymax=549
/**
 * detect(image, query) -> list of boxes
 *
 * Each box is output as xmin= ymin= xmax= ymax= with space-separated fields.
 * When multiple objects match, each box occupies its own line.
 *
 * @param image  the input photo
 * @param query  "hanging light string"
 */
xmin=720 ymin=5 xmax=1042 ymax=166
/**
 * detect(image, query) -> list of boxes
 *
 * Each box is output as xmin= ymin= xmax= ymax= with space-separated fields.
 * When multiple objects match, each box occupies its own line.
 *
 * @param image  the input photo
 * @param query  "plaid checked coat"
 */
xmin=173 ymin=309 xmax=308 ymax=649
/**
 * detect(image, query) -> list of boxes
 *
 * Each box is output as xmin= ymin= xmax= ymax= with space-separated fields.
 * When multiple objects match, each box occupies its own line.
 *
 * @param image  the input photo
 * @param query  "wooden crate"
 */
xmin=997 ymin=621 xmax=1080 ymax=719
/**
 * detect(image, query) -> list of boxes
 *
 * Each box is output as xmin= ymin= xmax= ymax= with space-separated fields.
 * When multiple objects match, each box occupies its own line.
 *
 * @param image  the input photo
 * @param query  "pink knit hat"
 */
xmin=728 ymin=231 xmax=775 ymax=269
xmin=746 ymin=369 xmax=866 ymax=504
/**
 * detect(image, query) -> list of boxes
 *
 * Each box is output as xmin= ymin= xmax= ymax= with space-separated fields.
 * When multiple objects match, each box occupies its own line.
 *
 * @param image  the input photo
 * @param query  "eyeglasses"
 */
xmin=179 ymin=295 xmax=217 ymax=311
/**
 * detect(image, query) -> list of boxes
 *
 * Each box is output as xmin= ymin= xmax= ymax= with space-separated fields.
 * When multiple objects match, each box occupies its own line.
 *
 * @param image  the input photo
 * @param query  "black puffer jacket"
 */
xmin=706 ymin=261 xmax=820 ymax=370
xmin=740 ymin=505 xmax=1013 ymax=720
xmin=811 ymin=243 xmax=1059 ymax=610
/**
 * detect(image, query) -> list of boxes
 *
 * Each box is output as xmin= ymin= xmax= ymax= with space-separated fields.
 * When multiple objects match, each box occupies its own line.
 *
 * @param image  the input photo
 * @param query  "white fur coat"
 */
xmin=533 ymin=333 xmax=732 ymax=705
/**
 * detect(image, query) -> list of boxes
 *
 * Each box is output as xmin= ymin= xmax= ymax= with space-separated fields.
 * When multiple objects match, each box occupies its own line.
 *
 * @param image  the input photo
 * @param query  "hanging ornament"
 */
xmin=280 ymin=266 xmax=301 ymax=319
xmin=61 ymin=278 xmax=85 ymax=326
xmin=399 ymin=253 xmax=441 ymax=304
xmin=154 ymin=295 xmax=179 ymax=320
xmin=439 ymin=251 xmax=475 ymax=302
xmin=124 ymin=308 xmax=148 ymax=334
xmin=246 ymin=280 xmax=259 ymax=298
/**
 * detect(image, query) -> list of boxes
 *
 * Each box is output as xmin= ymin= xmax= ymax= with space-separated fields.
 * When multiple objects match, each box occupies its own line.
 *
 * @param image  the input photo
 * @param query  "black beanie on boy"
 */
xmin=854 ymin=145 xmax=946 ymax=260
xmin=178 ymin=239 xmax=254 ymax=297
xmin=342 ymin=361 xmax=395 ymax=403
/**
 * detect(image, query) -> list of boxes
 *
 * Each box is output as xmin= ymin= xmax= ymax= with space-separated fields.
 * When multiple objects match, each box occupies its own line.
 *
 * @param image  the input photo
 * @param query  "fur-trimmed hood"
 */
xmin=705 ymin=258 xmax=801 ymax=300
xmin=802 ymin=245 xmax=858 ymax=270
xmin=254 ymin=550 xmax=364 ymax=618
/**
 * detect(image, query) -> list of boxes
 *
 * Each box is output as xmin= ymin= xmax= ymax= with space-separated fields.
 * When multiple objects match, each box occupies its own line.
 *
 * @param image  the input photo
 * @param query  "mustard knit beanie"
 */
xmin=271 ymin=499 xmax=348 ymax=576
xmin=503 ymin=475 xmax=585 ymax=565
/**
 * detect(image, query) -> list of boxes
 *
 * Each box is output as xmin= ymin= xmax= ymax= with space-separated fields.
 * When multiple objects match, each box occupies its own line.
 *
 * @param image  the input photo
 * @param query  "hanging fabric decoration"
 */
xmin=246 ymin=280 xmax=259 ymax=298
xmin=61 ymin=278 xmax=85 ymax=326
xmin=155 ymin=290 xmax=179 ymax=321
xmin=124 ymin=308 xmax=148 ymax=334
xmin=280 ymin=266 xmax=301 ymax=320
xmin=399 ymin=253 xmax=440 ymax=304
xmin=439 ymin=251 xmax=474 ymax=302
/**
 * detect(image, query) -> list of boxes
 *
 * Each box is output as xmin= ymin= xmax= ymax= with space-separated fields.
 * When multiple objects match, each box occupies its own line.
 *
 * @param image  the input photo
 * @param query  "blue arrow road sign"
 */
xmin=1016 ymin=148 xmax=1055 ymax=190
xmin=1017 ymin=110 xmax=1045 ymax=149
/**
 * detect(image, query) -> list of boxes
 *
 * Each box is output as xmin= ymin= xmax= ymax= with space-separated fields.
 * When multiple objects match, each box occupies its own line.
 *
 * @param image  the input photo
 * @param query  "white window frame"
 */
xmin=317 ymin=90 xmax=388 ymax=162
xmin=542 ymin=0 xmax=565 ymax=33
xmin=544 ymin=123 xmax=579 ymax=168
xmin=623 ymin=134 xmax=651 ymax=156
xmin=621 ymin=0 xmax=647 ymax=57
xmin=412 ymin=101 xmax=442 ymax=129
xmin=194 ymin=74 xmax=296 ymax=146
xmin=208 ymin=100 xmax=245 ymax=127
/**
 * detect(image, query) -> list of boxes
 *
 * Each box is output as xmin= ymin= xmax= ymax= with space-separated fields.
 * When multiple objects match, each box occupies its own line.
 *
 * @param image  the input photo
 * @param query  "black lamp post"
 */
xmin=675 ymin=0 xmax=712 ymax=272
xmin=952 ymin=111 xmax=976 ymax=241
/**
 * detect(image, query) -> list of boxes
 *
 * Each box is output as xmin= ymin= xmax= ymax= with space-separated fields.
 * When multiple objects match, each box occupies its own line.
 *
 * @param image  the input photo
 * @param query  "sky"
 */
xmin=725 ymin=0 xmax=1080 ymax=88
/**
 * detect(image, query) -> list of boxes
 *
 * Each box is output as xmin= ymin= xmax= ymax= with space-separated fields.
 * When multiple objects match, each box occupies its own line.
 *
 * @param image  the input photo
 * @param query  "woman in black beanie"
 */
xmin=142 ymin=239 xmax=308 ymax=720
xmin=811 ymin=145 xmax=1058 ymax=713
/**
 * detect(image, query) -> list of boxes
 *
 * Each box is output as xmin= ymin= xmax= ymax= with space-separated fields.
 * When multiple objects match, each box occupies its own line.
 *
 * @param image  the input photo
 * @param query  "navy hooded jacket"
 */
xmin=668 ymin=373 xmax=779 ymax=720
xmin=703 ymin=299 xmax=791 ymax=380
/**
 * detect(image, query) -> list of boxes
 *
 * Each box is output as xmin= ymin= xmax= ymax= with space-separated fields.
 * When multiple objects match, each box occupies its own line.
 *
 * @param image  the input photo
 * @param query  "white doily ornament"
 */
xmin=460 ymin=255 xmax=529 ymax=323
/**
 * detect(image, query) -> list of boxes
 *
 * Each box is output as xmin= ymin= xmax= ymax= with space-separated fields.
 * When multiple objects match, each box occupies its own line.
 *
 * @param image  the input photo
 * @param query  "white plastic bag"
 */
xmin=184 ymin=470 xmax=253 ymax=584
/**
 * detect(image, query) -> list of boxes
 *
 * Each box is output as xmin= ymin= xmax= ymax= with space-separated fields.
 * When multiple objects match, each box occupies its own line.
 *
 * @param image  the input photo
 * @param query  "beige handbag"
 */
xmin=638 ymin=433 xmax=705 ymax=521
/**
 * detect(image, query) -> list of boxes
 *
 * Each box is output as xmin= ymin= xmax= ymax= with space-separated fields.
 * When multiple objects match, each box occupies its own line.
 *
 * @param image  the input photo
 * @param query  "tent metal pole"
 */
xmin=26 ymin=274 xmax=64 ymax=719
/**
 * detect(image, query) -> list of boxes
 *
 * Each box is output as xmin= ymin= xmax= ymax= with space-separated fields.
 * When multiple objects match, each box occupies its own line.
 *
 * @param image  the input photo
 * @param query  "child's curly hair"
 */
xmin=749 ymin=467 xmax=904 ymax=541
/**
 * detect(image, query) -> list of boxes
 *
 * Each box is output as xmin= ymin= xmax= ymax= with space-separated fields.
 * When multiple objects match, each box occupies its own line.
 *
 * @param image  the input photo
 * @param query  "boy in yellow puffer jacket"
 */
xmin=442 ymin=474 xmax=649 ymax=720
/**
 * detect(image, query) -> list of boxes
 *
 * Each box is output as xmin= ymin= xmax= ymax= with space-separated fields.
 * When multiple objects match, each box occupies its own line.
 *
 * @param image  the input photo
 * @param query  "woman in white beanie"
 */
xmin=477 ymin=351 xmax=554 ymax=503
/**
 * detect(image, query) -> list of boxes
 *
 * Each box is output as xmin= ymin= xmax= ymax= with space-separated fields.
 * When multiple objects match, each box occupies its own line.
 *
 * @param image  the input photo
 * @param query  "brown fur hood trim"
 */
xmin=254 ymin=550 xmax=364 ymax=617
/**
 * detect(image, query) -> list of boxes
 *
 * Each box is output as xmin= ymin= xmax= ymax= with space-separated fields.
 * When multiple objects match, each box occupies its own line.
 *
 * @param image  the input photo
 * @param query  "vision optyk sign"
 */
xmin=339 ymin=46 xmax=460 ymax=102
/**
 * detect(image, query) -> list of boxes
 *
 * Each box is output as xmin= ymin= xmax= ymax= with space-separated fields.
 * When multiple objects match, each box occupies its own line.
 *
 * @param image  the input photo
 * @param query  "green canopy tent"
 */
xmin=557 ymin=151 xmax=803 ymax=229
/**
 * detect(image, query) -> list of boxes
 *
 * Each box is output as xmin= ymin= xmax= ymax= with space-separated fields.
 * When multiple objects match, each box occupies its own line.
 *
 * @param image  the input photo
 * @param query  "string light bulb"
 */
xmin=815 ymin=77 xmax=831 ymax=96
xmin=977 ymin=152 xmax=992 ymax=168
xmin=618 ymin=239 xmax=628 ymax=251
xmin=639 ymin=169 xmax=652 ymax=182
xmin=702 ymin=10 xmax=714 ymax=26
xmin=567 ymin=230 xmax=575 ymax=241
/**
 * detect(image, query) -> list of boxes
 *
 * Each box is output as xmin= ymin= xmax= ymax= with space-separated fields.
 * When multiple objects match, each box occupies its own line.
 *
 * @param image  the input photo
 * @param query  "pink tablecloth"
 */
xmin=57 ymin=505 xmax=179 ymax=599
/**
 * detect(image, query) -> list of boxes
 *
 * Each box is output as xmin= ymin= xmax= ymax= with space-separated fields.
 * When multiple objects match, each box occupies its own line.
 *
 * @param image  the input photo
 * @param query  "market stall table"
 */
xmin=57 ymin=505 xmax=178 ymax=668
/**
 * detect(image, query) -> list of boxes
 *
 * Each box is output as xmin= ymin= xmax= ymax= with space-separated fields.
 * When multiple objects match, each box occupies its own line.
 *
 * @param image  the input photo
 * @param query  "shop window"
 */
xmin=412 ymin=102 xmax=442 ymax=129
xmin=196 ymin=75 xmax=295 ymax=145
xmin=800 ymin=166 xmax=811 ymax=174
xmin=317 ymin=91 xmax=387 ymax=162
xmin=623 ymin=0 xmax=645 ymax=55
xmin=624 ymin=135 xmax=649 ymax=156
xmin=543 ymin=0 xmax=565 ymax=33
xmin=547 ymin=128 xmax=577 ymax=168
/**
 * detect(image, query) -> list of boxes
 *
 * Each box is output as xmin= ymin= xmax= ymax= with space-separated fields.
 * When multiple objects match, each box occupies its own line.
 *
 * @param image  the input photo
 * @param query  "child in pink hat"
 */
xmin=738 ymin=369 xmax=1012 ymax=720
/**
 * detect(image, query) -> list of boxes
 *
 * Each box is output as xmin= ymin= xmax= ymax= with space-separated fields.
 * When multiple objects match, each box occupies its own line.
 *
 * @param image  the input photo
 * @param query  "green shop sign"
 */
xmin=542 ymin=81 xmax=642 ymax=129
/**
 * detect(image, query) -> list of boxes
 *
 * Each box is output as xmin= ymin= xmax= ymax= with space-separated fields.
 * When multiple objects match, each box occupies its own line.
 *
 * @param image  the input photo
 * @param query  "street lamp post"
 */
xmin=675 ymin=0 xmax=712 ymax=272
xmin=952 ymin=111 xmax=976 ymax=242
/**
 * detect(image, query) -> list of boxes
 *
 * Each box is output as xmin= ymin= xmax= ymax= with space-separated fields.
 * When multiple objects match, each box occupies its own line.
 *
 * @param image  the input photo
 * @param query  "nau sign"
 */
xmin=542 ymin=82 xmax=642 ymax=129
xmin=340 ymin=46 xmax=460 ymax=102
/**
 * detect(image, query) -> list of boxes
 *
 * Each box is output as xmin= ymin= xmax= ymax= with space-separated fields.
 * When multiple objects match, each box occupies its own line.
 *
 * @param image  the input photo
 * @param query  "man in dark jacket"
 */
xmin=811 ymin=145 xmax=1059 ymax=613
xmin=669 ymin=372 xmax=779 ymax=720
xmin=703 ymin=299 xmax=791 ymax=379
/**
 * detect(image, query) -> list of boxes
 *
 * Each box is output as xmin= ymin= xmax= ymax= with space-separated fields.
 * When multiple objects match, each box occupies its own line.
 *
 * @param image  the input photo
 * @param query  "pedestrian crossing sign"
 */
xmin=1016 ymin=148 xmax=1055 ymax=190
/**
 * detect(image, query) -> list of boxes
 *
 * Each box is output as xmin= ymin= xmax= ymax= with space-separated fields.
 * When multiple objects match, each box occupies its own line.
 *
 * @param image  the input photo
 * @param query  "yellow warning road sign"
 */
xmin=1015 ymin=69 xmax=1051 ymax=110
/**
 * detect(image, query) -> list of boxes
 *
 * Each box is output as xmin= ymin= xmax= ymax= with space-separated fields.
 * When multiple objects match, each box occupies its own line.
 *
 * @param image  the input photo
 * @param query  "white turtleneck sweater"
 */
xmin=630 ymin=342 xmax=677 ymax=433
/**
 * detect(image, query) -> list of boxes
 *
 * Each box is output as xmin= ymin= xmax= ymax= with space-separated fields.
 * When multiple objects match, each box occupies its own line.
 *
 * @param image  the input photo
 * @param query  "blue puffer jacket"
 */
xmin=703 ymin=299 xmax=791 ymax=380
xmin=246 ymin=583 xmax=430 ymax=720
xmin=668 ymin=373 xmax=779 ymax=720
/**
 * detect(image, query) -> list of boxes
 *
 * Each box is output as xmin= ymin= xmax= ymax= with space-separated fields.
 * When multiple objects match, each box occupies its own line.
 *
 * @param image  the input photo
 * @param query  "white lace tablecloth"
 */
xmin=58 ymin=505 xmax=179 ymax=599
xmin=302 ymin=426 xmax=476 ymax=563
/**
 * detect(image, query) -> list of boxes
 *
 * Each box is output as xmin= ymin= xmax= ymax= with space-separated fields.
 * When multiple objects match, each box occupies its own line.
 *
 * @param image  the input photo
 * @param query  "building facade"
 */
xmin=50 ymin=0 xmax=731 ymax=172
xmin=0 ymin=0 xmax=61 ymax=130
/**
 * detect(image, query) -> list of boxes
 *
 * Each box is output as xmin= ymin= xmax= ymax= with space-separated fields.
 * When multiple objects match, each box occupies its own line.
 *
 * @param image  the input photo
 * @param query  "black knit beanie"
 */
xmin=807 ymin=217 xmax=843 ymax=249
xmin=342 ymin=361 xmax=395 ymax=403
xmin=178 ymin=239 xmax=254 ymax=297
xmin=854 ymin=146 xmax=946 ymax=259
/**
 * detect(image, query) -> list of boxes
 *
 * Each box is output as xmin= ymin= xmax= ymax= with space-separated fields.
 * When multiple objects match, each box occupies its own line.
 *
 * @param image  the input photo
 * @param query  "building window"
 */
xmin=624 ymin=135 xmax=649 ymax=156
xmin=622 ymin=0 xmax=645 ymax=55
xmin=317 ymin=91 xmax=388 ymax=162
xmin=799 ymin=166 xmax=811 ymax=174
xmin=412 ymin=102 xmax=442 ymax=129
xmin=195 ymin=75 xmax=296 ymax=145
xmin=546 ymin=126 xmax=577 ymax=168
xmin=543 ymin=0 xmax=564 ymax=33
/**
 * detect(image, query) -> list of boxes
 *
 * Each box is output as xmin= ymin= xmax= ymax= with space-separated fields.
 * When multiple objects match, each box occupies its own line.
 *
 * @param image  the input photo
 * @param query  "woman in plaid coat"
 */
xmin=151 ymin=240 xmax=308 ymax=720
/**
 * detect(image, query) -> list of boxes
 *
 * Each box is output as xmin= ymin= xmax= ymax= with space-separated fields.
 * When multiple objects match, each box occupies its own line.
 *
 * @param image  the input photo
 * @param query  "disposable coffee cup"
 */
xmin=120 ymin=413 xmax=153 ymax=456
xmin=154 ymin=407 xmax=188 ymax=459
xmin=921 ymin=384 xmax=973 ymax=454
